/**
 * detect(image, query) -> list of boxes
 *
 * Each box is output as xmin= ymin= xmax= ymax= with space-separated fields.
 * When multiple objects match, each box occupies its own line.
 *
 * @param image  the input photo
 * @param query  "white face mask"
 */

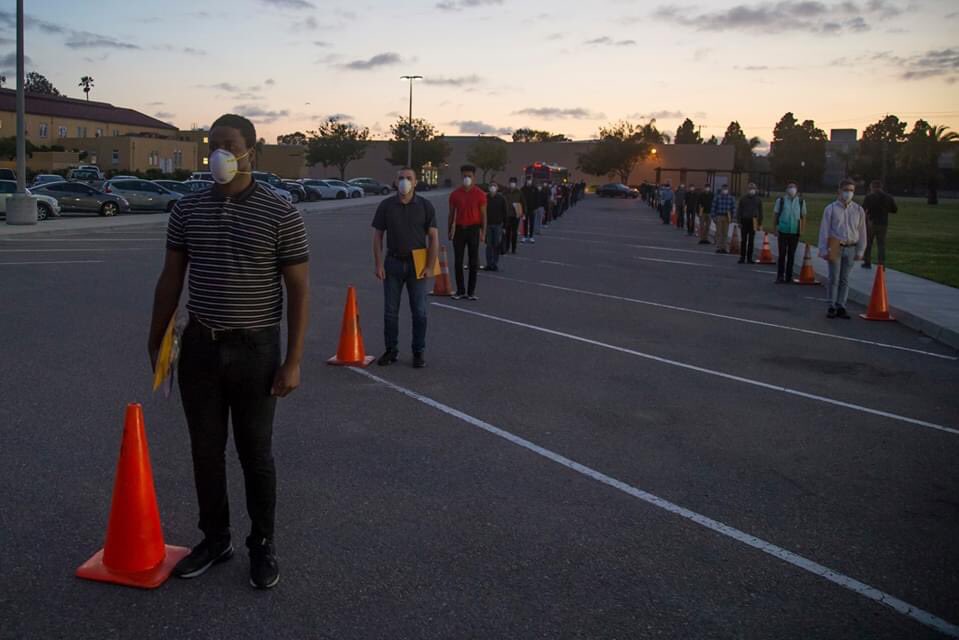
xmin=705 ymin=187 xmax=711 ymax=192
xmin=489 ymin=185 xmax=498 ymax=194
xmin=748 ymin=189 xmax=757 ymax=196
xmin=463 ymin=176 xmax=473 ymax=188
xmin=721 ymin=189 xmax=728 ymax=195
xmin=509 ymin=183 xmax=517 ymax=190
xmin=209 ymin=148 xmax=250 ymax=185
xmin=397 ymin=178 xmax=413 ymax=195
xmin=526 ymin=179 xmax=532 ymax=186
xmin=840 ymin=190 xmax=854 ymax=202
xmin=787 ymin=187 xmax=797 ymax=197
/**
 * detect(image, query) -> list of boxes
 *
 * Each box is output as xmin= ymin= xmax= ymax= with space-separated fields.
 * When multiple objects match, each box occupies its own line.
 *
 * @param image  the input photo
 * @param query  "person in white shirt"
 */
xmin=817 ymin=179 xmax=867 ymax=319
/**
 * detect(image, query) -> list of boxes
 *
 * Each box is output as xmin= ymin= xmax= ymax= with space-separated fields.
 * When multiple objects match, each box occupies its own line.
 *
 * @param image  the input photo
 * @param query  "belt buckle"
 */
xmin=209 ymin=326 xmax=225 ymax=341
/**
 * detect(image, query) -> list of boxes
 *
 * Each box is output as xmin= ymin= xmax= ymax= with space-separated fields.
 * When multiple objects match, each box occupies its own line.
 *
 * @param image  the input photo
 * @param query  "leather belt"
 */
xmin=188 ymin=316 xmax=279 ymax=342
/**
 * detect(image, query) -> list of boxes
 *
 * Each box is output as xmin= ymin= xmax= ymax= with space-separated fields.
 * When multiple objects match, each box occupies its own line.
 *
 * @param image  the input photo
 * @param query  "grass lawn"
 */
xmin=757 ymin=193 xmax=959 ymax=288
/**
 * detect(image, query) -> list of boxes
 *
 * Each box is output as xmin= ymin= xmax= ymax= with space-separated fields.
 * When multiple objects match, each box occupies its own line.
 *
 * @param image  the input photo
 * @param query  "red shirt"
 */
xmin=449 ymin=186 xmax=487 ymax=227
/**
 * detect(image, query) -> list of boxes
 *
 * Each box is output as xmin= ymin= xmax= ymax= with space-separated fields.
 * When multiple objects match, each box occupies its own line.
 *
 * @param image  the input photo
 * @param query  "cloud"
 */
xmin=449 ymin=120 xmax=512 ymax=136
xmin=182 ymin=47 xmax=206 ymax=55
xmin=265 ymin=78 xmax=275 ymax=86
xmin=196 ymin=82 xmax=243 ymax=92
xmin=512 ymin=107 xmax=604 ymax=120
xmin=898 ymin=48 xmax=959 ymax=80
xmin=322 ymin=113 xmax=354 ymax=121
xmin=260 ymin=0 xmax=315 ymax=8
xmin=64 ymin=32 xmax=140 ymax=50
xmin=423 ymin=74 xmax=482 ymax=86
xmin=692 ymin=47 xmax=711 ymax=61
xmin=546 ymin=33 xmax=563 ymax=40
xmin=650 ymin=1 xmax=902 ymax=35
xmin=146 ymin=101 xmax=165 ymax=106
xmin=436 ymin=0 xmax=502 ymax=9
xmin=630 ymin=110 xmax=686 ymax=120
xmin=233 ymin=104 xmax=290 ymax=124
xmin=154 ymin=111 xmax=176 ymax=120
xmin=385 ymin=111 xmax=402 ymax=118
xmin=339 ymin=52 xmax=402 ymax=70
xmin=313 ymin=40 xmax=330 ymax=47
xmin=584 ymin=36 xmax=636 ymax=46
xmin=734 ymin=64 xmax=794 ymax=70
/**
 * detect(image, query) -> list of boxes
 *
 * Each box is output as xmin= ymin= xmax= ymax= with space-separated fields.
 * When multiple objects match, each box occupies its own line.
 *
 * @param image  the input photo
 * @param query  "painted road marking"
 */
xmin=548 ymin=233 xmax=721 ymax=257
xmin=349 ymin=367 xmax=959 ymax=639
xmin=484 ymin=275 xmax=956 ymax=361
xmin=0 ymin=248 xmax=147 ymax=253
xmin=433 ymin=303 xmax=959 ymax=435
xmin=635 ymin=255 xmax=714 ymax=267
xmin=0 ymin=237 xmax=162 ymax=242
xmin=0 ymin=260 xmax=104 ymax=266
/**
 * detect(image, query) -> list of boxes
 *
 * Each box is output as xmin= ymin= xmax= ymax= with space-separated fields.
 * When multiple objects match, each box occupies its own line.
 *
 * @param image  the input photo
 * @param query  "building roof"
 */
xmin=0 ymin=88 xmax=176 ymax=131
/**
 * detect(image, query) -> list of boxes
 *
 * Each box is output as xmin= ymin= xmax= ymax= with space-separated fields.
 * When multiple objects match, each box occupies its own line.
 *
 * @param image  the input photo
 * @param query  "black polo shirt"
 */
xmin=371 ymin=193 xmax=437 ymax=256
xmin=862 ymin=190 xmax=898 ymax=226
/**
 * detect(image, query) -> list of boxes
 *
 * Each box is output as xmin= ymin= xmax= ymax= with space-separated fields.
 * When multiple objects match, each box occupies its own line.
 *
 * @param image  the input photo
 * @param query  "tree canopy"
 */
xmin=768 ymin=113 xmax=827 ymax=188
xmin=466 ymin=139 xmax=508 ymax=183
xmin=305 ymin=119 xmax=371 ymax=180
xmin=25 ymin=72 xmax=61 ymax=96
xmin=577 ymin=121 xmax=651 ymax=184
xmin=674 ymin=118 xmax=703 ymax=144
xmin=387 ymin=117 xmax=451 ymax=169
xmin=721 ymin=121 xmax=762 ymax=173
xmin=511 ymin=128 xmax=570 ymax=143
xmin=277 ymin=131 xmax=309 ymax=146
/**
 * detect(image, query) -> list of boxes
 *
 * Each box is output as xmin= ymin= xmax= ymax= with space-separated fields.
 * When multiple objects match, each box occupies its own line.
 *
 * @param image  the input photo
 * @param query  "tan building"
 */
xmin=57 ymin=135 xmax=197 ymax=174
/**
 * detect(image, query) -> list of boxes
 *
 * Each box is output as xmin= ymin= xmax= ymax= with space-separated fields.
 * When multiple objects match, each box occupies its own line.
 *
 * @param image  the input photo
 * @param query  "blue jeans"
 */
xmin=384 ymin=255 xmax=427 ymax=353
xmin=485 ymin=224 xmax=503 ymax=268
xmin=827 ymin=245 xmax=856 ymax=308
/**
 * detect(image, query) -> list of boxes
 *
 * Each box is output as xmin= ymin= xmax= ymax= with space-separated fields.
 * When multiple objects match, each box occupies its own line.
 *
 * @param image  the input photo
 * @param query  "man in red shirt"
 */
xmin=448 ymin=164 xmax=487 ymax=300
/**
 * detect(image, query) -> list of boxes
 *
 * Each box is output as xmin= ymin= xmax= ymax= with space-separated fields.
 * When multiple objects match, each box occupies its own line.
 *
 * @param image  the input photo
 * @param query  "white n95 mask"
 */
xmin=209 ymin=148 xmax=251 ymax=184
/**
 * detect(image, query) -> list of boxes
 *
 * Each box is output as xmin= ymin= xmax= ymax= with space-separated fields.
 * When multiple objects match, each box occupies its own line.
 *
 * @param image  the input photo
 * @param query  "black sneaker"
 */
xmin=377 ymin=349 xmax=398 ymax=366
xmin=836 ymin=307 xmax=851 ymax=319
xmin=861 ymin=263 xmax=872 ymax=269
xmin=173 ymin=538 xmax=234 ymax=579
xmin=775 ymin=278 xmax=786 ymax=284
xmin=827 ymin=307 xmax=837 ymax=319
xmin=737 ymin=258 xmax=745 ymax=264
xmin=467 ymin=295 xmax=478 ymax=301
xmin=413 ymin=352 xmax=426 ymax=369
xmin=698 ymin=240 xmax=709 ymax=245
xmin=248 ymin=538 xmax=279 ymax=590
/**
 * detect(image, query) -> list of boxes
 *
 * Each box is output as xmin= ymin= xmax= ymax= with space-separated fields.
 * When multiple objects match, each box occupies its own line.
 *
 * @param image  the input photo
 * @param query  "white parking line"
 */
xmin=349 ymin=367 xmax=959 ymax=639
xmin=433 ymin=303 xmax=959 ymax=435
xmin=635 ymin=255 xmax=713 ymax=267
xmin=483 ymin=275 xmax=956 ymax=361
xmin=548 ymin=234 xmax=719 ymax=256
xmin=0 ymin=248 xmax=147 ymax=253
xmin=0 ymin=259 xmax=104 ymax=266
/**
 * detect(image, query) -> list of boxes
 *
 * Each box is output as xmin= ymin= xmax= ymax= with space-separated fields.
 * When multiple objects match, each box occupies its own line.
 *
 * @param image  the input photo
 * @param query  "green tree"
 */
xmin=78 ymin=75 xmax=94 ymax=101
xmin=466 ymin=138 xmax=508 ymax=183
xmin=768 ymin=113 xmax=827 ymax=188
xmin=306 ymin=118 xmax=371 ymax=179
xmin=721 ymin=121 xmax=762 ymax=173
xmin=24 ymin=71 xmax=61 ymax=96
xmin=638 ymin=119 xmax=670 ymax=144
xmin=705 ymin=134 xmax=719 ymax=145
xmin=387 ymin=117 xmax=451 ymax=170
xmin=899 ymin=120 xmax=958 ymax=204
xmin=855 ymin=115 xmax=906 ymax=187
xmin=0 ymin=136 xmax=37 ymax=160
xmin=277 ymin=131 xmax=309 ymax=145
xmin=674 ymin=118 xmax=703 ymax=144
xmin=576 ymin=121 xmax=650 ymax=184
xmin=511 ymin=128 xmax=570 ymax=143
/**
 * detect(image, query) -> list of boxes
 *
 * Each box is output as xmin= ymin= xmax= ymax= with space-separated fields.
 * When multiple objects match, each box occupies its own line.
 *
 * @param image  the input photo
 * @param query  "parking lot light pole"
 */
xmin=7 ymin=0 xmax=37 ymax=225
xmin=401 ymin=75 xmax=422 ymax=169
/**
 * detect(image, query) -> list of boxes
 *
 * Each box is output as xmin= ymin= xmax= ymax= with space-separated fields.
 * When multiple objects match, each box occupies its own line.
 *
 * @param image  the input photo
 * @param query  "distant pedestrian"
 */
xmin=536 ymin=182 xmax=549 ymax=234
xmin=372 ymin=167 xmax=439 ymax=368
xmin=448 ymin=164 xmax=487 ymax=300
xmin=773 ymin=180 xmax=807 ymax=283
xmin=503 ymin=177 xmax=523 ymax=254
xmin=817 ymin=179 xmax=866 ymax=319
xmin=736 ymin=182 xmax=763 ymax=264
xmin=862 ymin=179 xmax=897 ymax=269
xmin=710 ymin=184 xmax=736 ymax=253
xmin=521 ymin=176 xmax=538 ymax=244
xmin=483 ymin=181 xmax=507 ymax=272
xmin=674 ymin=183 xmax=687 ymax=229
xmin=684 ymin=185 xmax=699 ymax=236
xmin=659 ymin=182 xmax=674 ymax=224
xmin=698 ymin=183 xmax=713 ymax=244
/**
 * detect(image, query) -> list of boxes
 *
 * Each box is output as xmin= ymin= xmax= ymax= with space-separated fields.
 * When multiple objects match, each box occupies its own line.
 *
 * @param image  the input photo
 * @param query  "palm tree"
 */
xmin=927 ymin=125 xmax=958 ymax=204
xmin=79 ymin=76 xmax=94 ymax=101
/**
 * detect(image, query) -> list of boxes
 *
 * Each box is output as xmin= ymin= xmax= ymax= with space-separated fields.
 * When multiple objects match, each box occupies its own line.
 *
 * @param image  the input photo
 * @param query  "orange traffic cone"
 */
xmin=669 ymin=208 xmax=677 ymax=226
xmin=757 ymin=232 xmax=775 ymax=264
xmin=328 ymin=286 xmax=375 ymax=366
xmin=430 ymin=245 xmax=453 ymax=297
xmin=794 ymin=245 xmax=821 ymax=285
xmin=76 ymin=404 xmax=188 ymax=589
xmin=729 ymin=224 xmax=741 ymax=255
xmin=860 ymin=265 xmax=895 ymax=321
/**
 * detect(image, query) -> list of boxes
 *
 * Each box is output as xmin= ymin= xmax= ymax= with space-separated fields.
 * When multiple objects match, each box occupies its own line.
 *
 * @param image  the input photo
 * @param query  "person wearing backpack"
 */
xmin=773 ymin=180 xmax=807 ymax=283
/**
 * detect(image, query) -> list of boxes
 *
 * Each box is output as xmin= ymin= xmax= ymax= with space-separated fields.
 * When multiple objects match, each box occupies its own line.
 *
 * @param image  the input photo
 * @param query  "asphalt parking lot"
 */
xmin=1 ymin=194 xmax=957 ymax=639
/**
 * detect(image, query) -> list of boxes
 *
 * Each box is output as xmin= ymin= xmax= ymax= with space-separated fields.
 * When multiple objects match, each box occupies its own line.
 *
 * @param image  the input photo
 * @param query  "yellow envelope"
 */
xmin=152 ymin=314 xmax=176 ymax=392
xmin=412 ymin=248 xmax=441 ymax=279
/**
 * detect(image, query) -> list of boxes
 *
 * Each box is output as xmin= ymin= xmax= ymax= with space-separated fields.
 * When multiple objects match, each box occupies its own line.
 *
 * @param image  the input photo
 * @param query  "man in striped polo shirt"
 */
xmin=148 ymin=114 xmax=310 ymax=590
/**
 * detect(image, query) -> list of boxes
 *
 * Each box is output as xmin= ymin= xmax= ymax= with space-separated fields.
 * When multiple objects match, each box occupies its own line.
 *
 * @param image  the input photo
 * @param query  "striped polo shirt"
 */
xmin=166 ymin=180 xmax=309 ymax=329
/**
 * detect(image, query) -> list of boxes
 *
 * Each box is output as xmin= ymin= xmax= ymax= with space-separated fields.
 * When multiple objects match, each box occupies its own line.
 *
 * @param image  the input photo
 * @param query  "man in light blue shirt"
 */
xmin=817 ymin=179 xmax=867 ymax=319
xmin=658 ymin=182 xmax=674 ymax=225
xmin=773 ymin=180 xmax=807 ymax=283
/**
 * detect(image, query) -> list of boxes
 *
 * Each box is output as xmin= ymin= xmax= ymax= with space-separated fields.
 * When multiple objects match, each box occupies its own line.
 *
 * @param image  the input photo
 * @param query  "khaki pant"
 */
xmin=699 ymin=211 xmax=711 ymax=241
xmin=714 ymin=217 xmax=729 ymax=250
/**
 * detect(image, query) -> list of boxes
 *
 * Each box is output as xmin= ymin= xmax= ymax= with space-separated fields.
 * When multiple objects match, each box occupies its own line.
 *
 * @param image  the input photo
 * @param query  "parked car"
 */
xmin=181 ymin=179 xmax=213 ymax=193
xmin=321 ymin=178 xmax=364 ymax=198
xmin=153 ymin=180 xmax=194 ymax=195
xmin=30 ymin=174 xmax=64 ymax=188
xmin=0 ymin=180 xmax=61 ymax=220
xmin=280 ymin=180 xmax=307 ymax=204
xmin=108 ymin=175 xmax=138 ymax=181
xmin=104 ymin=179 xmax=181 ymax=212
xmin=190 ymin=171 xmax=213 ymax=181
xmin=0 ymin=168 xmax=16 ymax=181
xmin=31 ymin=181 xmax=130 ymax=216
xmin=66 ymin=168 xmax=105 ymax=188
xmin=349 ymin=177 xmax=391 ymax=195
xmin=596 ymin=183 xmax=639 ymax=198
xmin=300 ymin=179 xmax=349 ymax=200
xmin=251 ymin=171 xmax=294 ymax=203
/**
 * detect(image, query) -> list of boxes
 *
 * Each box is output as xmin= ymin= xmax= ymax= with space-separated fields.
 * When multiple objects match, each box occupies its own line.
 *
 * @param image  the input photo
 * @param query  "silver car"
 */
xmin=104 ymin=179 xmax=181 ymax=212
xmin=0 ymin=180 xmax=61 ymax=220
xmin=31 ymin=181 xmax=130 ymax=216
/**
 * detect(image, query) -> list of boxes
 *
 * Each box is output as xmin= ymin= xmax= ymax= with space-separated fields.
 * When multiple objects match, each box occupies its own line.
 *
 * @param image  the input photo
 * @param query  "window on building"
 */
xmin=203 ymin=136 xmax=209 ymax=144
xmin=39 ymin=123 xmax=49 ymax=138
xmin=111 ymin=149 xmax=119 ymax=165
xmin=77 ymin=127 xmax=87 ymax=137
xmin=112 ymin=129 xmax=120 ymax=137
xmin=95 ymin=128 xmax=103 ymax=137
xmin=202 ymin=156 xmax=209 ymax=166
xmin=57 ymin=126 xmax=67 ymax=138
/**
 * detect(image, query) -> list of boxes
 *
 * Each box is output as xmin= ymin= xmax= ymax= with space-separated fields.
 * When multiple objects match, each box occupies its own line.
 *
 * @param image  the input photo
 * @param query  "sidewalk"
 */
xmin=736 ymin=225 xmax=959 ymax=350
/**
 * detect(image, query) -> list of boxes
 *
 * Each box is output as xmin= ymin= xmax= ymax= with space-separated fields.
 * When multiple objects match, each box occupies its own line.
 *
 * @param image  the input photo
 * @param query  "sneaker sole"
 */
xmin=250 ymin=573 xmax=280 ymax=590
xmin=176 ymin=545 xmax=234 ymax=579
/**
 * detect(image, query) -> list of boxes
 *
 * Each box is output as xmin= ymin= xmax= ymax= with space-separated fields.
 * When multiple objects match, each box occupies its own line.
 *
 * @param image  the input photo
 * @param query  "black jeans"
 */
xmin=178 ymin=321 xmax=281 ymax=544
xmin=864 ymin=221 xmax=887 ymax=265
xmin=777 ymin=232 xmax=800 ymax=280
xmin=453 ymin=224 xmax=481 ymax=295
xmin=503 ymin=217 xmax=518 ymax=253
xmin=739 ymin=218 xmax=756 ymax=260
xmin=525 ymin=210 xmax=537 ymax=238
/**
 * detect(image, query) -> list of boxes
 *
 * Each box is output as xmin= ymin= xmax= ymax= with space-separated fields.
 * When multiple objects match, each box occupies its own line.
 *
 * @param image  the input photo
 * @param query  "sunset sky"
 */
xmin=2 ymin=0 xmax=958 ymax=151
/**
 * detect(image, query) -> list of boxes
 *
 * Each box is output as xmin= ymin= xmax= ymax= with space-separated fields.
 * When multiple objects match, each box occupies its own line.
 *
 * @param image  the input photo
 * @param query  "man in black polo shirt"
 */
xmin=372 ymin=167 xmax=439 ymax=368
xmin=148 ymin=113 xmax=310 ymax=590
xmin=862 ymin=179 xmax=898 ymax=269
